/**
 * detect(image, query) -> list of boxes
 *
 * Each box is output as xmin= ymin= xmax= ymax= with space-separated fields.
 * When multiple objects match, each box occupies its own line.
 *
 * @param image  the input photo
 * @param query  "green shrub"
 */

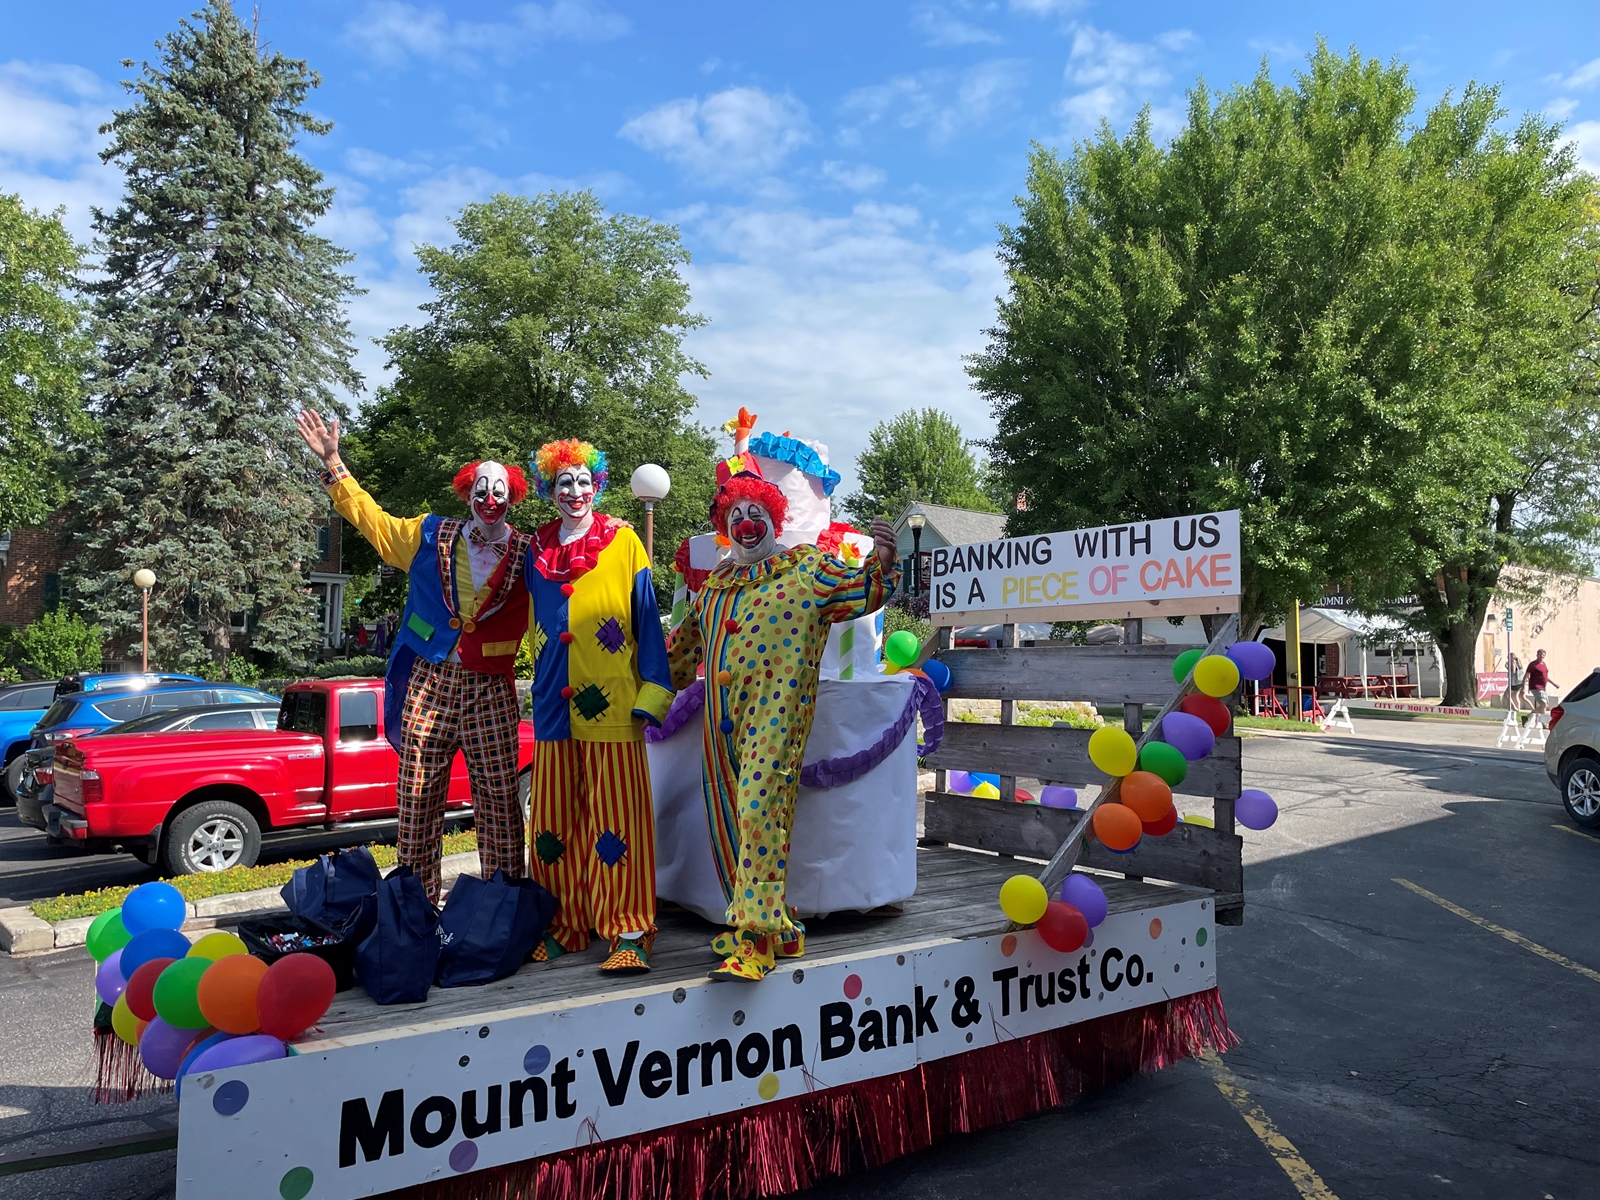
xmin=312 ymin=655 xmax=385 ymax=679
xmin=883 ymin=603 xmax=933 ymax=646
xmin=18 ymin=610 xmax=103 ymax=677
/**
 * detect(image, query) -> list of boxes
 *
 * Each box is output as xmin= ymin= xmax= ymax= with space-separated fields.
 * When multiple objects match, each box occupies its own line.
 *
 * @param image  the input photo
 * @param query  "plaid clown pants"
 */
xmin=398 ymin=659 xmax=525 ymax=902
xmin=527 ymin=738 xmax=656 ymax=950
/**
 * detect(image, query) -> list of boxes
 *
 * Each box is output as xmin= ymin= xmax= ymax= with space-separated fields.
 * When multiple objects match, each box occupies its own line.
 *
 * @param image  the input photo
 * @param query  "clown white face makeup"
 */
xmin=726 ymin=498 xmax=778 ymax=564
xmin=554 ymin=465 xmax=596 ymax=534
xmin=470 ymin=461 xmax=511 ymax=536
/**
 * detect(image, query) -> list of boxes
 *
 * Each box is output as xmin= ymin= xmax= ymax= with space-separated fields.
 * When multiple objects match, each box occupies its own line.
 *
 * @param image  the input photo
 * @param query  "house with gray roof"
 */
xmin=890 ymin=502 xmax=1008 ymax=594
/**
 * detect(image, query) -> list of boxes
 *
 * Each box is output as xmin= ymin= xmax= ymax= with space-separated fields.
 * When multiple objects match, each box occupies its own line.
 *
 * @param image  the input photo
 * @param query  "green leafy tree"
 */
xmin=344 ymin=191 xmax=715 ymax=596
xmin=0 ymin=195 xmax=91 ymax=531
xmin=66 ymin=0 xmax=361 ymax=672
xmin=842 ymin=407 xmax=997 ymax=527
xmin=18 ymin=611 xmax=103 ymax=678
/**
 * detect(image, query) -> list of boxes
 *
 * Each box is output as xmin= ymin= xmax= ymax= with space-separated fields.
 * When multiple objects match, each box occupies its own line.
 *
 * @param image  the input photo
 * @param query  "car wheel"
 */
xmin=1559 ymin=755 xmax=1600 ymax=828
xmin=4 ymin=754 xmax=25 ymax=806
xmin=163 ymin=801 xmax=262 ymax=874
xmin=518 ymin=768 xmax=532 ymax=827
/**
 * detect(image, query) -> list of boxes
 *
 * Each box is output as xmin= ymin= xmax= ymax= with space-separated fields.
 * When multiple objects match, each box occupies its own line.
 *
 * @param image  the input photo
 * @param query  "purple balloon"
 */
xmin=188 ymin=1034 xmax=286 ymax=1076
xmin=1060 ymin=873 xmax=1108 ymax=927
xmin=1039 ymin=785 xmax=1078 ymax=809
xmin=95 ymin=948 xmax=127 ymax=1007
xmin=1081 ymin=927 xmax=1094 ymax=949
xmin=175 ymin=1031 xmax=234 ymax=1099
xmin=1161 ymin=711 xmax=1216 ymax=761
xmin=1236 ymin=788 xmax=1279 ymax=830
xmin=1226 ymin=640 xmax=1276 ymax=683
xmin=140 ymin=1016 xmax=204 ymax=1081
xmin=947 ymin=770 xmax=972 ymax=794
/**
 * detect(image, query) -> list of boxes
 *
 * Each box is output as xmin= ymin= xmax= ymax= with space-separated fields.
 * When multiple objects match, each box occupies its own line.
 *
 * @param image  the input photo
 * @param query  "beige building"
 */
xmin=1478 ymin=568 xmax=1600 ymax=696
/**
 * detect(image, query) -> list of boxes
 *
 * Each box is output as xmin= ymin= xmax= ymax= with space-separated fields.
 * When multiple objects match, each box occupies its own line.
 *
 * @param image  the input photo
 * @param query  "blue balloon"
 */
xmin=971 ymin=773 xmax=1001 ymax=791
xmin=120 ymin=927 xmax=193 ymax=977
xmin=920 ymin=659 xmax=952 ymax=693
xmin=121 ymin=881 xmax=187 ymax=936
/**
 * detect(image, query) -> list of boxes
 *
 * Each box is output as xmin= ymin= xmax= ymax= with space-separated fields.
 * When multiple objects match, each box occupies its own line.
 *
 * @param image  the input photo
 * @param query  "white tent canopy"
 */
xmin=1257 ymin=607 xmax=1443 ymax=697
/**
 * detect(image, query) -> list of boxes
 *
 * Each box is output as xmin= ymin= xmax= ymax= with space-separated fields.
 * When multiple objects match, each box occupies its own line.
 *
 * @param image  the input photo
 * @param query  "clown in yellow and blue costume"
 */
xmin=667 ymin=440 xmax=901 ymax=982
xmin=524 ymin=439 xmax=674 ymax=974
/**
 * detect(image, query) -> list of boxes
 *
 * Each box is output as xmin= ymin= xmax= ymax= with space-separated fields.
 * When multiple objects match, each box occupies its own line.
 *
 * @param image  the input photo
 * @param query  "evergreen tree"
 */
xmin=67 ymin=1 xmax=360 ymax=671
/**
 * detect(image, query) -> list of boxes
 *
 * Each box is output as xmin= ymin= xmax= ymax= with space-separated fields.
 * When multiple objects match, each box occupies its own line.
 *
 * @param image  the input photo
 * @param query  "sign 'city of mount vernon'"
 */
xmin=928 ymin=510 xmax=1242 ymax=626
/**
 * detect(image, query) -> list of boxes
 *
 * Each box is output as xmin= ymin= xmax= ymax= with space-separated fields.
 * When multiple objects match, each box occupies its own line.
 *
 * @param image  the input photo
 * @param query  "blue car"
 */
xmin=30 ymin=680 xmax=279 ymax=749
xmin=1 ymin=680 xmax=60 ymax=801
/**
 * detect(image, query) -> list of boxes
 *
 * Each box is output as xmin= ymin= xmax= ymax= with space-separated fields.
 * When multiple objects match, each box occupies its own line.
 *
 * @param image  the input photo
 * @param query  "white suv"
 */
xmin=1545 ymin=669 xmax=1600 ymax=828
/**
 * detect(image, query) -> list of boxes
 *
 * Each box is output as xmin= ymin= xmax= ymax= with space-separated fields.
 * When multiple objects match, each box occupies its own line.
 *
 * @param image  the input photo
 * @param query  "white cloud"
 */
xmin=0 ymin=60 xmax=120 ymax=241
xmin=1568 ymin=121 xmax=1600 ymax=176
xmin=343 ymin=147 xmax=427 ymax=181
xmin=343 ymin=1 xmax=628 ymax=69
xmin=1009 ymin=0 xmax=1083 ymax=15
xmin=1554 ymin=56 xmax=1600 ymax=91
xmin=841 ymin=59 xmax=1028 ymax=148
xmin=821 ymin=160 xmax=887 ymax=192
xmin=619 ymin=87 xmax=812 ymax=185
xmin=912 ymin=5 xmax=1002 ymax=47
xmin=1056 ymin=24 xmax=1197 ymax=138
xmin=1547 ymin=97 xmax=1580 ymax=121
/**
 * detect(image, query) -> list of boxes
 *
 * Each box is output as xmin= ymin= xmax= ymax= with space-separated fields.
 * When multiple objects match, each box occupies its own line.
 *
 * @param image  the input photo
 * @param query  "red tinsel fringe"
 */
xmin=92 ymin=1026 xmax=169 ymax=1104
xmin=383 ymin=987 xmax=1236 ymax=1200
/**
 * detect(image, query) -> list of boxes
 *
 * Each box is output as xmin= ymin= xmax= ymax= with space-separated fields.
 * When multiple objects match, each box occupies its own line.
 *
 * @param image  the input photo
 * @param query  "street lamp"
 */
xmin=906 ymin=506 xmax=927 ymax=597
xmin=629 ymin=464 xmax=671 ymax=562
xmin=132 ymin=569 xmax=156 ymax=672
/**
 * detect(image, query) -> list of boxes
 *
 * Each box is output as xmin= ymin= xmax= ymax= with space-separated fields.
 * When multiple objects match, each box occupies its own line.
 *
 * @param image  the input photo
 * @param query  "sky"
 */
xmin=2 ymin=0 xmax=1598 ymax=499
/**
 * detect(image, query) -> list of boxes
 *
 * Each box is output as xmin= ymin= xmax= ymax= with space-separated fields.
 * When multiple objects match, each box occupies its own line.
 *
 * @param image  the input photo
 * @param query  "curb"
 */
xmin=0 ymin=850 xmax=481 ymax=956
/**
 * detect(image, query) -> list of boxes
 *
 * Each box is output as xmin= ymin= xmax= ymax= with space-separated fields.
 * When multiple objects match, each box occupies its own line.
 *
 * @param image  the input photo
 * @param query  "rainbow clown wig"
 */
xmin=531 ymin=439 xmax=609 ymax=502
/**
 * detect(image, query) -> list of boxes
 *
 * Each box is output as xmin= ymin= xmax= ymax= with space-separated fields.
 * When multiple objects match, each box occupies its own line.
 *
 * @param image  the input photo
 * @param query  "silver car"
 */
xmin=1544 ymin=670 xmax=1600 ymax=828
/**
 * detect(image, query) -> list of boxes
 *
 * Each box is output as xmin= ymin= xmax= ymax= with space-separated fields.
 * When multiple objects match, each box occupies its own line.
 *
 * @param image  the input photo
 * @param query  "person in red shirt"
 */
xmin=1526 ymin=649 xmax=1557 ymax=714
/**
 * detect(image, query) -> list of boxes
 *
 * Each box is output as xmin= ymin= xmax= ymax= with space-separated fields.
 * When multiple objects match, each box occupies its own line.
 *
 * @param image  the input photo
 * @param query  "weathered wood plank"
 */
xmin=925 ymin=721 xmax=1242 ymax=800
xmin=922 ymin=792 xmax=1243 ymax=895
xmin=941 ymin=645 xmax=1187 ymax=705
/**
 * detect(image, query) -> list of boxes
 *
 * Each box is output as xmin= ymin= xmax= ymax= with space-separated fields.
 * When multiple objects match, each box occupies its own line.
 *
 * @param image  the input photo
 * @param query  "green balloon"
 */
xmin=1172 ymin=648 xmax=1204 ymax=684
xmin=885 ymin=630 xmax=920 ymax=668
xmin=152 ymin=957 xmax=212 ymax=1028
xmin=1139 ymin=741 xmax=1188 ymax=787
xmin=86 ymin=908 xmax=131 ymax=963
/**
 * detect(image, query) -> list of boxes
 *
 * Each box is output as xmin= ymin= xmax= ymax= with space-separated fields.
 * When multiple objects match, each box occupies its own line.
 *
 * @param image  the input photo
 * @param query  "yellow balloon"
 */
xmin=971 ymin=781 xmax=1001 ymax=799
xmin=1192 ymin=654 xmax=1241 ymax=698
xmin=1087 ymin=726 xmax=1137 ymax=776
xmin=999 ymin=874 xmax=1049 ymax=925
xmin=1182 ymin=814 xmax=1215 ymax=828
xmin=187 ymin=931 xmax=248 ymax=961
xmin=111 ymin=993 xmax=140 ymax=1046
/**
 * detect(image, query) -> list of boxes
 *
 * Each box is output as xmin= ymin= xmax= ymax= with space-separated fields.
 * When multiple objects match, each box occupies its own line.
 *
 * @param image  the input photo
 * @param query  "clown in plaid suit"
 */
xmin=297 ymin=410 xmax=531 ymax=903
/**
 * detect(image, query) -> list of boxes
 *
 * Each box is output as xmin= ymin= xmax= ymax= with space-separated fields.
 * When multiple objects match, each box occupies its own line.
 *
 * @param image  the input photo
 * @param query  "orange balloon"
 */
xmin=1092 ymin=801 xmax=1143 ymax=852
xmin=197 ymin=953 xmax=269 ymax=1034
xmin=1120 ymin=771 xmax=1174 ymax=823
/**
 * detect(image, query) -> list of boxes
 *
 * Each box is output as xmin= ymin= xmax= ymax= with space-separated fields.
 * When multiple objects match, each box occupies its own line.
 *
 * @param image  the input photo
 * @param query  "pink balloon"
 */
xmin=95 ymin=948 xmax=128 ymax=1007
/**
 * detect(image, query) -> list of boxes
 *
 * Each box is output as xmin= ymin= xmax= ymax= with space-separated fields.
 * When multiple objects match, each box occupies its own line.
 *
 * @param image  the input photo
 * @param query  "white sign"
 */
xmin=928 ymin=510 xmax=1241 ymax=622
xmin=176 ymin=900 xmax=1215 ymax=1200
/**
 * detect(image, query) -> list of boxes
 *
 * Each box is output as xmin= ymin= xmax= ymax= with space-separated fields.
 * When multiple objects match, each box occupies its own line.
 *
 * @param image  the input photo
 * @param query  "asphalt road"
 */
xmin=1 ymin=727 xmax=1595 ymax=1200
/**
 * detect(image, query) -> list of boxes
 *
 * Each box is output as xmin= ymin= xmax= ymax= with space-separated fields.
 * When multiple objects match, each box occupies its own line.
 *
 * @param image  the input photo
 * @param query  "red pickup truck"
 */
xmin=50 ymin=679 xmax=535 ymax=875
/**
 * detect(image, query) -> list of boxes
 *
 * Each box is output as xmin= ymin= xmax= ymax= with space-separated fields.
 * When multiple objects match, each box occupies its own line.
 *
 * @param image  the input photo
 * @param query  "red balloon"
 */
xmin=1143 ymin=807 xmax=1179 ymax=836
xmin=124 ymin=957 xmax=175 ymax=1023
xmin=1037 ymin=900 xmax=1088 ymax=953
xmin=255 ymin=953 xmax=336 ymax=1041
xmin=1179 ymin=693 xmax=1231 ymax=737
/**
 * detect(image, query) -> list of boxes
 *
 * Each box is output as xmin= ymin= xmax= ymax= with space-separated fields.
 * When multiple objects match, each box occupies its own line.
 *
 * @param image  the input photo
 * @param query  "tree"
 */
xmin=842 ymin=407 xmax=997 ymax=527
xmin=0 ymin=195 xmax=91 ymax=531
xmin=66 ymin=0 xmax=361 ymax=672
xmin=345 ymin=191 xmax=715 ymax=597
xmin=18 ymin=611 xmax=103 ymax=678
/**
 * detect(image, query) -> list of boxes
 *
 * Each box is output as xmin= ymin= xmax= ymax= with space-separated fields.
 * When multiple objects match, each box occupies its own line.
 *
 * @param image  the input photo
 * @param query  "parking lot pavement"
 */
xmin=2 ymin=732 xmax=1594 ymax=1199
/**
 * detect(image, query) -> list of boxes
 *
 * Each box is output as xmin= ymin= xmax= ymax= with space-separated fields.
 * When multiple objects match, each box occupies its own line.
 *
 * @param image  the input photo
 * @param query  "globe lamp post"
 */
xmin=906 ymin=507 xmax=927 ymax=597
xmin=629 ymin=464 xmax=671 ymax=562
xmin=132 ymin=569 xmax=157 ymax=671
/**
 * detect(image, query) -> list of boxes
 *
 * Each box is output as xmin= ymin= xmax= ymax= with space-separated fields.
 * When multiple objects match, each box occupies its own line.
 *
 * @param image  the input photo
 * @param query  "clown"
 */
xmin=524 ymin=439 xmax=674 ymax=973
xmin=296 ymin=410 xmax=531 ymax=902
xmin=667 ymin=451 xmax=899 ymax=981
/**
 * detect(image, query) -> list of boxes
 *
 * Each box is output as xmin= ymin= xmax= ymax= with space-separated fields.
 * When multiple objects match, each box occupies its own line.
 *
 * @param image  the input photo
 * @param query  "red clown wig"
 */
xmin=712 ymin=474 xmax=788 ymax=536
xmin=452 ymin=461 xmax=530 ymax=505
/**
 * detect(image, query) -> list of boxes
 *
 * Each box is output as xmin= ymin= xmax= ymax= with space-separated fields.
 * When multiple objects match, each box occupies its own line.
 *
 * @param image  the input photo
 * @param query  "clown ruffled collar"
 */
xmin=533 ymin=513 xmax=625 ymax=581
xmin=701 ymin=546 xmax=812 ymax=590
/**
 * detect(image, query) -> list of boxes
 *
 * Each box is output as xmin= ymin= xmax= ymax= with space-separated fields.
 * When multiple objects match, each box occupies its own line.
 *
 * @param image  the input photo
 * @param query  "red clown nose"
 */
xmin=736 ymin=519 xmax=761 ymax=538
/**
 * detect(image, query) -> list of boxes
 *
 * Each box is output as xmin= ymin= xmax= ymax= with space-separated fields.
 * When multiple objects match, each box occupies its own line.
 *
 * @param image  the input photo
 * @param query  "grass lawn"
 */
xmin=1234 ymin=714 xmax=1322 ymax=733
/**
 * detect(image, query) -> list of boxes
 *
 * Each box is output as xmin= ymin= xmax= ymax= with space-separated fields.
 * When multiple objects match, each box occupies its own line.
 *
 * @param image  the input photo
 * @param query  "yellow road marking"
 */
xmin=1200 ymin=1050 xmax=1341 ymax=1200
xmin=1551 ymin=823 xmax=1600 ymax=843
xmin=1393 ymin=878 xmax=1600 ymax=984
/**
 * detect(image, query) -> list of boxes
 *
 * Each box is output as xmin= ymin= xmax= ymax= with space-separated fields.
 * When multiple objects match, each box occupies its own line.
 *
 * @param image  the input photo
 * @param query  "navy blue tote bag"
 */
xmin=281 ymin=845 xmax=381 ymax=944
xmin=435 ymin=869 xmax=559 ymax=987
xmin=354 ymin=865 xmax=441 ymax=1005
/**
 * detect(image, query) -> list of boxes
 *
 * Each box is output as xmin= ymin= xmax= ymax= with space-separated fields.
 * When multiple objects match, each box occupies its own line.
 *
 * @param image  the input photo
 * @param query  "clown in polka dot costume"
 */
xmin=667 ymin=452 xmax=900 ymax=981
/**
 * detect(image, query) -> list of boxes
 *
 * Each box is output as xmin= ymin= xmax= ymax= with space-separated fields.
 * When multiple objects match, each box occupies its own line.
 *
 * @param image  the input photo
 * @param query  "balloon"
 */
xmin=1092 ymin=802 xmax=1143 ymax=852
xmin=971 ymin=772 xmax=1001 ymax=791
xmin=1236 ymin=788 xmax=1279 ymax=830
xmin=111 ymin=993 xmax=141 ymax=1046
xmin=1138 ymin=740 xmax=1188 ymax=786
xmin=1087 ymin=726 xmax=1137 ymax=776
xmin=1172 ymin=648 xmax=1204 ymax=683
xmin=140 ymin=1016 xmax=203 ymax=1081
xmin=1015 ymin=787 xmax=1036 ymax=803
xmin=174 ymin=1031 xmax=233 ymax=1099
xmin=1120 ymin=771 xmax=1174 ymax=823
xmin=95 ymin=948 xmax=128 ymax=1007
xmin=188 ymin=931 xmax=249 ymax=962
xmin=256 ymin=953 xmax=336 ymax=1041
xmin=198 ymin=953 xmax=270 ymax=1034
xmin=1226 ymin=640 xmax=1276 ymax=682
xmin=1039 ymin=785 xmax=1078 ymax=809
xmin=153 ymin=957 xmax=213 ymax=1029
xmin=1179 ymin=693 xmax=1231 ymax=736
xmin=1142 ymin=807 xmax=1179 ymax=836
xmin=947 ymin=770 xmax=972 ymax=794
xmin=998 ymin=875 xmax=1049 ymax=925
xmin=86 ymin=908 xmax=131 ymax=963
xmin=121 ymin=927 xmax=193 ymax=978
xmin=121 ymin=881 xmax=187 ymax=937
xmin=189 ymin=1033 xmax=286 ymax=1076
xmin=125 ymin=957 xmax=176 ymax=1022
xmin=1160 ymin=712 xmax=1215 ymax=761
xmin=921 ymin=659 xmax=952 ymax=693
xmin=1193 ymin=654 xmax=1241 ymax=698
xmin=885 ymin=630 xmax=920 ymax=668
xmin=1182 ymin=813 xmax=1215 ymax=828
xmin=1037 ymin=900 xmax=1089 ymax=952
xmin=971 ymin=781 xmax=1001 ymax=799
xmin=1060 ymin=873 xmax=1108 ymax=927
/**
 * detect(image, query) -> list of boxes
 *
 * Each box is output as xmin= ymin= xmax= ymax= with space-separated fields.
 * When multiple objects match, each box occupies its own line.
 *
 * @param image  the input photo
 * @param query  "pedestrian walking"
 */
xmin=1526 ymin=648 xmax=1557 ymax=715
xmin=1507 ymin=652 xmax=1528 ymax=711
